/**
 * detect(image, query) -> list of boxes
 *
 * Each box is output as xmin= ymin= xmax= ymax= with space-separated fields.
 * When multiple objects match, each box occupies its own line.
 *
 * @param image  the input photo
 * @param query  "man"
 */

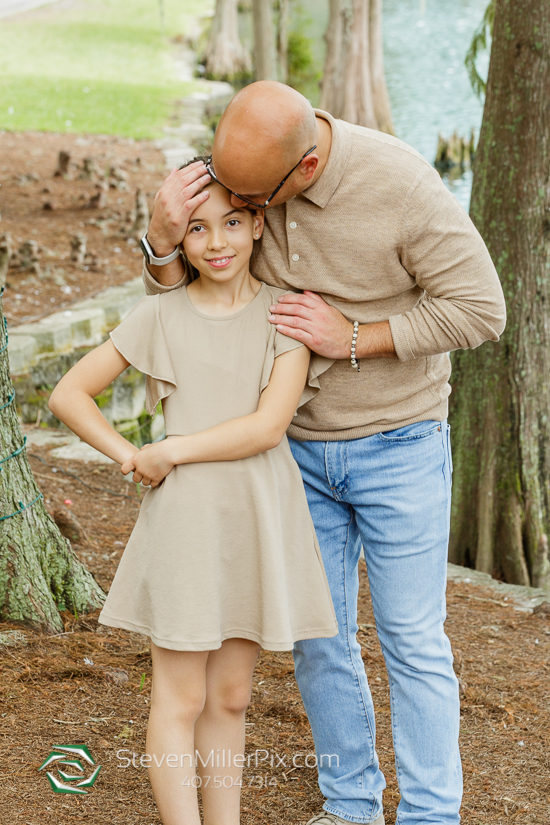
xmin=139 ymin=82 xmax=506 ymax=825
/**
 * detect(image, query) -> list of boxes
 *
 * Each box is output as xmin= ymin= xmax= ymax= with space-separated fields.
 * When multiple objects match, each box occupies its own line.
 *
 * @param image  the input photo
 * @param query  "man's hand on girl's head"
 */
xmin=120 ymin=441 xmax=175 ymax=488
xmin=147 ymin=161 xmax=212 ymax=255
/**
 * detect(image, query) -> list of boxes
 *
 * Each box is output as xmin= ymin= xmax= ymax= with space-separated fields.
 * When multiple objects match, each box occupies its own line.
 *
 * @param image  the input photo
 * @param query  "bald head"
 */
xmin=212 ymin=82 xmax=319 ymax=204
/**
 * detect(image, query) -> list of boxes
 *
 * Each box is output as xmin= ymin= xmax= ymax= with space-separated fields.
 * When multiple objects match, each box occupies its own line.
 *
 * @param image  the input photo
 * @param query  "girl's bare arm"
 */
xmin=123 ymin=345 xmax=311 ymax=484
xmin=48 ymin=340 xmax=140 ymax=466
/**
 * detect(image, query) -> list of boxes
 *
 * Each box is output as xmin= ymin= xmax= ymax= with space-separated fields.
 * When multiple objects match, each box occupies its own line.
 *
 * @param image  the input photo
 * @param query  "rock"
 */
xmin=70 ymin=233 xmax=87 ymax=265
xmin=50 ymin=440 xmax=115 ymax=463
xmin=51 ymin=506 xmax=86 ymax=544
xmin=42 ymin=201 xmax=56 ymax=211
xmin=17 ymin=173 xmax=38 ymax=186
xmin=104 ymin=668 xmax=129 ymax=685
xmin=6 ymin=333 xmax=37 ymax=373
xmin=53 ymin=150 xmax=71 ymax=178
xmin=533 ymin=602 xmax=550 ymax=617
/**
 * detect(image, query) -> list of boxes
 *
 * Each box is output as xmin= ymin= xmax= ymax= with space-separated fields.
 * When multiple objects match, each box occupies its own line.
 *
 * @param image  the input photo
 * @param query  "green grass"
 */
xmin=0 ymin=0 xmax=212 ymax=138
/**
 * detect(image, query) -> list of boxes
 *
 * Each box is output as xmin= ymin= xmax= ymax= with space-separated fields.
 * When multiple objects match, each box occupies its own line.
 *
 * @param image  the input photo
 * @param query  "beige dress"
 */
xmin=98 ymin=282 xmax=338 ymax=651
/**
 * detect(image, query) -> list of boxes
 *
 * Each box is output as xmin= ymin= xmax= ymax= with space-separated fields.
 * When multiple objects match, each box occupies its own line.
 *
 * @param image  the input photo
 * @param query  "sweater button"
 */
xmin=291 ymin=253 xmax=300 ymax=262
xmin=289 ymin=221 xmax=298 ymax=229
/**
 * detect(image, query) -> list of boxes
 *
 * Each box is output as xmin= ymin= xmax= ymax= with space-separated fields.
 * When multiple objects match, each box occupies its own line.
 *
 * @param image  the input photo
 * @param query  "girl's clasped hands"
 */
xmin=121 ymin=441 xmax=174 ymax=488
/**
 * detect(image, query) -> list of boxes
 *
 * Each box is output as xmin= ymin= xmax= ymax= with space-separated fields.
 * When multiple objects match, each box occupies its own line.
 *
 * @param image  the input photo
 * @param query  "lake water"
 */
xmin=383 ymin=0 xmax=490 ymax=209
xmin=241 ymin=0 xmax=490 ymax=210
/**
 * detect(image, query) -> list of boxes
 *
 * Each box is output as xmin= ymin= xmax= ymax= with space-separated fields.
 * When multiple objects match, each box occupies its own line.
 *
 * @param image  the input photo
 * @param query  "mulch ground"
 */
xmin=0 ymin=131 xmax=170 ymax=326
xmin=0 ymin=435 xmax=548 ymax=824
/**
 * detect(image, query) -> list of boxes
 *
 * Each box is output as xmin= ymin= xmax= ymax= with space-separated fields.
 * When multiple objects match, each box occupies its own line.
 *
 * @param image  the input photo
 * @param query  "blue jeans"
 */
xmin=289 ymin=420 xmax=461 ymax=825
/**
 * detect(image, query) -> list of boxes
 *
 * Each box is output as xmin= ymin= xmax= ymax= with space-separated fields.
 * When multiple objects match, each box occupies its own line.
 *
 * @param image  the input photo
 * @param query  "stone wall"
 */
xmin=8 ymin=277 xmax=163 ymax=446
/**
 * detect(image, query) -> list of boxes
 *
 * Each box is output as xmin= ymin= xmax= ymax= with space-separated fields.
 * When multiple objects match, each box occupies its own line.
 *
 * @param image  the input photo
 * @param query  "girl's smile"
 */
xmin=206 ymin=254 xmax=236 ymax=268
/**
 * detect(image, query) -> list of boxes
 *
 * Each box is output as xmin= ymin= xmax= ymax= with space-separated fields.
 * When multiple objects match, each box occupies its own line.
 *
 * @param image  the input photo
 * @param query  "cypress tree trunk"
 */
xmin=204 ymin=0 xmax=251 ymax=81
xmin=277 ymin=0 xmax=290 ymax=83
xmin=253 ymin=0 xmax=276 ymax=80
xmin=321 ymin=0 xmax=394 ymax=134
xmin=369 ymin=0 xmax=394 ymax=134
xmin=449 ymin=0 xmax=550 ymax=588
xmin=320 ymin=0 xmax=346 ymax=118
xmin=0 ymin=288 xmax=106 ymax=632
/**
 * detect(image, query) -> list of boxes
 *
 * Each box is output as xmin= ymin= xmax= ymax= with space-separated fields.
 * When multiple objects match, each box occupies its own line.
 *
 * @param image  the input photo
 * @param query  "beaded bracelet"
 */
xmin=351 ymin=321 xmax=360 ymax=371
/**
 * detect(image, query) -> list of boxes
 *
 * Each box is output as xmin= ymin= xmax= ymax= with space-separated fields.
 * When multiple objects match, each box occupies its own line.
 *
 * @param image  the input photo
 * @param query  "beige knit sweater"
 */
xmin=142 ymin=110 xmax=506 ymax=441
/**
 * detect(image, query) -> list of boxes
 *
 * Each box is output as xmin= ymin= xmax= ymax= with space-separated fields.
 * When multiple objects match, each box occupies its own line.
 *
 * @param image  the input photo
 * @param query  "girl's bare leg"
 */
xmin=146 ymin=642 xmax=209 ymax=825
xmin=195 ymin=638 xmax=261 ymax=825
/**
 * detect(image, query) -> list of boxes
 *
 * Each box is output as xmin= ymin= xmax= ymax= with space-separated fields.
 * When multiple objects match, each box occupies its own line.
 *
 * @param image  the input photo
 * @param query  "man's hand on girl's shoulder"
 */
xmin=268 ymin=290 xmax=354 ymax=358
xmin=268 ymin=290 xmax=397 ymax=360
xmin=120 ymin=441 xmax=175 ymax=488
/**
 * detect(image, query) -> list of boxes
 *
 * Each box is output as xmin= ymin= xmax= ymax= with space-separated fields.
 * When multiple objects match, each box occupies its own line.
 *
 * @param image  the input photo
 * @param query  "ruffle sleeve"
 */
xmin=260 ymin=323 xmax=334 ymax=412
xmin=109 ymin=295 xmax=177 ymax=417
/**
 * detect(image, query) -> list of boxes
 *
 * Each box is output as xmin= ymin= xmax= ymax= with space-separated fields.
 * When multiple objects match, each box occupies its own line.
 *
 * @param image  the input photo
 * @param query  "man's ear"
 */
xmin=300 ymin=155 xmax=319 ymax=183
xmin=253 ymin=210 xmax=265 ymax=239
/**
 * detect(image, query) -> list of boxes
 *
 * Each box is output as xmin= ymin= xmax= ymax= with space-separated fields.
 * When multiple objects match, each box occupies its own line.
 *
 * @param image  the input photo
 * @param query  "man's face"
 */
xmin=209 ymin=146 xmax=313 ymax=211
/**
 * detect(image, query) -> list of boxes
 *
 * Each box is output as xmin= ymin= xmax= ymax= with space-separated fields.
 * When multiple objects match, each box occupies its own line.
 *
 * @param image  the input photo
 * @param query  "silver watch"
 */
xmin=140 ymin=234 xmax=180 ymax=266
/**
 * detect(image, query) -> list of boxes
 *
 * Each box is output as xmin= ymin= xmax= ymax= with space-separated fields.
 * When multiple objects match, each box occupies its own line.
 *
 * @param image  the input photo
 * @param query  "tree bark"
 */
xmin=277 ymin=0 xmax=290 ymax=83
xmin=321 ymin=0 xmax=394 ymax=134
xmin=0 ymin=288 xmax=106 ymax=632
xmin=369 ymin=0 xmax=394 ymax=134
xmin=253 ymin=0 xmax=277 ymax=81
xmin=320 ymin=0 xmax=346 ymax=117
xmin=204 ymin=0 xmax=251 ymax=81
xmin=449 ymin=0 xmax=550 ymax=588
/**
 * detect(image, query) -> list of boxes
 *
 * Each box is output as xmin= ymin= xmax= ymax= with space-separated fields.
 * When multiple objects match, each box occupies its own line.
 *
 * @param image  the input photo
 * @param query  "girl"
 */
xmin=48 ymin=165 xmax=338 ymax=825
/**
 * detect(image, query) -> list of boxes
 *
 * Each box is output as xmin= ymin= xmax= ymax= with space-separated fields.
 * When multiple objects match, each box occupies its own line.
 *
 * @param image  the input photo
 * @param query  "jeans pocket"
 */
xmin=377 ymin=420 xmax=442 ymax=442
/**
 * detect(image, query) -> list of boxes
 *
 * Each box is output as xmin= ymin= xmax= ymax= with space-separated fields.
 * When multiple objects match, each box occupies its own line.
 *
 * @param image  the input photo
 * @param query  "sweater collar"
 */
xmin=300 ymin=109 xmax=352 ymax=209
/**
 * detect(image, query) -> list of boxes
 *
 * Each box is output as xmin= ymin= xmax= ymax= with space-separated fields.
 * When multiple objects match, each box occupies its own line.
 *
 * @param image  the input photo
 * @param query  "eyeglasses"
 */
xmin=205 ymin=145 xmax=317 ymax=209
